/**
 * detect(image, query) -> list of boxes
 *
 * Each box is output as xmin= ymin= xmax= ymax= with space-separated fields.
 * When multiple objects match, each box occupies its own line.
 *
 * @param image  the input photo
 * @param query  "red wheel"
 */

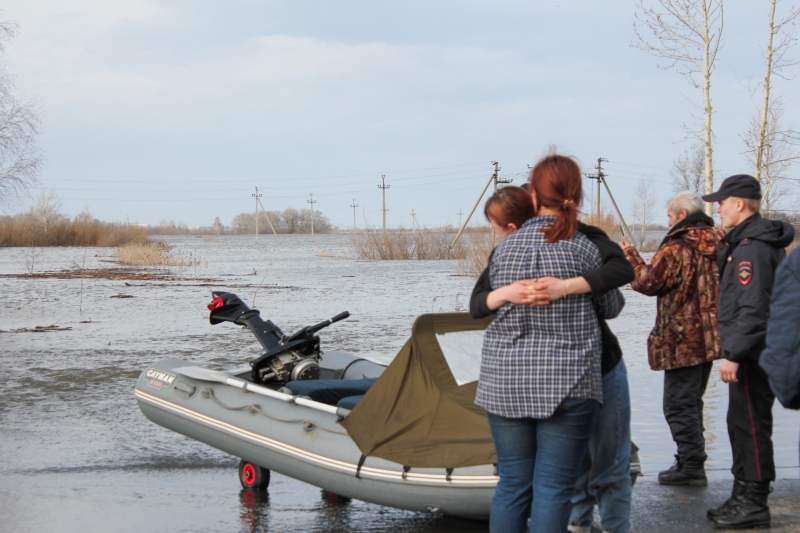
xmin=238 ymin=459 xmax=270 ymax=490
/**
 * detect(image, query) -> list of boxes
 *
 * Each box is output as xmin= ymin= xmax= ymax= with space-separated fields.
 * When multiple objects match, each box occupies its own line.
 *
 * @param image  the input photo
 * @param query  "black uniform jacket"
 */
xmin=469 ymin=223 xmax=634 ymax=374
xmin=718 ymin=213 xmax=795 ymax=363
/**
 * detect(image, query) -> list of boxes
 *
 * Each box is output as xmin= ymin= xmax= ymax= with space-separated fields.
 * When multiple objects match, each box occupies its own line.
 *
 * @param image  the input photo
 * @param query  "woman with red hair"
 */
xmin=474 ymin=154 xmax=625 ymax=533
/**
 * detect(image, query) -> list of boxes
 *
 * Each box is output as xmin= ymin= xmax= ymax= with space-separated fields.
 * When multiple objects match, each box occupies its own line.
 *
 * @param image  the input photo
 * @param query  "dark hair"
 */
xmin=483 ymin=186 xmax=535 ymax=230
xmin=528 ymin=154 xmax=582 ymax=242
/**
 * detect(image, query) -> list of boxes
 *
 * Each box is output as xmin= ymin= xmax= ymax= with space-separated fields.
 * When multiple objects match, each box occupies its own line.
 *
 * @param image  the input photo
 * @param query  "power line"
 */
xmin=37 ymin=162 xmax=490 ymax=184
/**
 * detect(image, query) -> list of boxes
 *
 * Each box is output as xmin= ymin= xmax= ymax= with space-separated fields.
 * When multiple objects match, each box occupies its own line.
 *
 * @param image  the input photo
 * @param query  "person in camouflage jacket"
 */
xmin=621 ymin=191 xmax=722 ymax=486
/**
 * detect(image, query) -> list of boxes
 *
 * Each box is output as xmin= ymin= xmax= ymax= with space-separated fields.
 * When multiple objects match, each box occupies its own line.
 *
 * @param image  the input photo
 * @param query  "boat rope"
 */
xmin=201 ymin=387 xmax=349 ymax=436
xmin=355 ymin=454 xmax=367 ymax=479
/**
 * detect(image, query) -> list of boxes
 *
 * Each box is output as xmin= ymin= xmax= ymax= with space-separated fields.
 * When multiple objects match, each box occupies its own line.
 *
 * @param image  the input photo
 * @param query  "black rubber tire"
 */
xmin=238 ymin=459 xmax=271 ymax=490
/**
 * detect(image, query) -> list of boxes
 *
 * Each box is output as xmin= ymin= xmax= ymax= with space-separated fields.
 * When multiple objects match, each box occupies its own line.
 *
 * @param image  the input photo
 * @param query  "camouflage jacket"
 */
xmin=624 ymin=215 xmax=723 ymax=371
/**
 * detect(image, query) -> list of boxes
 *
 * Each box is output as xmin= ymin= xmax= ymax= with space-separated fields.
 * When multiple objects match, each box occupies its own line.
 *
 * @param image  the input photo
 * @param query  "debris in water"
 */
xmin=1 ymin=325 xmax=72 ymax=333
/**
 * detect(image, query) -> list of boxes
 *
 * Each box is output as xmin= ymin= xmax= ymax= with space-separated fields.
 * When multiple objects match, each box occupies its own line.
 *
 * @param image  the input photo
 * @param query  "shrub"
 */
xmin=0 ymin=212 xmax=148 ymax=247
xmin=114 ymin=241 xmax=204 ymax=267
xmin=351 ymin=228 xmax=466 ymax=260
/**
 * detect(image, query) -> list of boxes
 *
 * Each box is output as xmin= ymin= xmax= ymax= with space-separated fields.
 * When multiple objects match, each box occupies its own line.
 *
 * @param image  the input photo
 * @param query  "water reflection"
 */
xmin=239 ymin=489 xmax=270 ymax=533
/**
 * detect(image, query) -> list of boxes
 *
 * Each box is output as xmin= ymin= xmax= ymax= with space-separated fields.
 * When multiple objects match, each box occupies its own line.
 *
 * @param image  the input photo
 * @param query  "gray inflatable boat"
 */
xmin=136 ymin=291 xmax=641 ymax=519
xmin=135 ymin=291 xmax=500 ymax=519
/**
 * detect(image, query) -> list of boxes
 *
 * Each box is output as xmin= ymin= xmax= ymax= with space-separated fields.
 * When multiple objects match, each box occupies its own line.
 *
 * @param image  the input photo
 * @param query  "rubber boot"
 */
xmin=658 ymin=455 xmax=708 ymax=486
xmin=713 ymin=481 xmax=771 ymax=530
xmin=707 ymin=479 xmax=747 ymax=520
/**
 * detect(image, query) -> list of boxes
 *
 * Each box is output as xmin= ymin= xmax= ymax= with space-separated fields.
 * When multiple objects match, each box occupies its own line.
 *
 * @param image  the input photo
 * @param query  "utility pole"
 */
xmin=410 ymin=209 xmax=417 ymax=236
xmin=378 ymin=175 xmax=390 ymax=242
xmin=307 ymin=193 xmax=317 ymax=242
xmin=252 ymin=187 xmax=262 ymax=243
xmin=457 ymin=209 xmax=464 ymax=230
xmin=451 ymin=162 xmax=504 ymax=249
xmin=586 ymin=158 xmax=608 ymax=217
xmin=585 ymin=157 xmax=637 ymax=247
xmin=350 ymin=198 xmax=359 ymax=234
xmin=256 ymin=198 xmax=281 ymax=243
xmin=490 ymin=161 xmax=513 ymax=247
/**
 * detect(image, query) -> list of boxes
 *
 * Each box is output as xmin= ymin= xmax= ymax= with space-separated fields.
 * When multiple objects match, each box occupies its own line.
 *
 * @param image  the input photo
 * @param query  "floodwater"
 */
xmin=0 ymin=234 xmax=798 ymax=533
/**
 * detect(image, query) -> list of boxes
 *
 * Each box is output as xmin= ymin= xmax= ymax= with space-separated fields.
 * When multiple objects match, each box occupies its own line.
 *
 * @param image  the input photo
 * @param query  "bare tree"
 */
xmin=743 ymin=99 xmax=799 ymax=216
xmin=31 ymin=189 xmax=64 ymax=235
xmin=747 ymin=0 xmax=800 ymax=209
xmin=212 ymin=216 xmax=223 ymax=234
xmin=631 ymin=175 xmax=660 ymax=246
xmin=670 ymin=143 xmax=706 ymax=193
xmin=0 ymin=19 xmax=43 ymax=209
xmin=634 ymin=0 xmax=724 ymax=215
xmin=282 ymin=207 xmax=302 ymax=234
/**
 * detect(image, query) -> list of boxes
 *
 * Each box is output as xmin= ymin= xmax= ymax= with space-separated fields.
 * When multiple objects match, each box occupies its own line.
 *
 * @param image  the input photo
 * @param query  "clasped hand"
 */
xmin=503 ymin=276 xmax=566 ymax=306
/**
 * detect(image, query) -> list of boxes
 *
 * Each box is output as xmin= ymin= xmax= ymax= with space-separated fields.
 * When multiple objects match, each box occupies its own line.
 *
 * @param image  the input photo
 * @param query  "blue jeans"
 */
xmin=488 ymin=398 xmax=600 ymax=533
xmin=570 ymin=359 xmax=632 ymax=533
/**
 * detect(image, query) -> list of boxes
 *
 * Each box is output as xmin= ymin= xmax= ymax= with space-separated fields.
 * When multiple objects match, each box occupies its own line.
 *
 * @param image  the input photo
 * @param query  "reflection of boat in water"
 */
xmin=135 ymin=291 xmax=640 ymax=519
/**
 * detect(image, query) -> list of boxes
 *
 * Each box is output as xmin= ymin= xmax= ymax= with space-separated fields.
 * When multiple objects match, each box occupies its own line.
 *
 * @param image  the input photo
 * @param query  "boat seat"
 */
xmin=285 ymin=378 xmax=377 ymax=406
xmin=336 ymin=395 xmax=364 ymax=410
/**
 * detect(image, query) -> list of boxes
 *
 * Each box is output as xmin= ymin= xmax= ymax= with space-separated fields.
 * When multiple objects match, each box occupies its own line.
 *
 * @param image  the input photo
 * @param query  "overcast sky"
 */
xmin=3 ymin=1 xmax=799 ymax=228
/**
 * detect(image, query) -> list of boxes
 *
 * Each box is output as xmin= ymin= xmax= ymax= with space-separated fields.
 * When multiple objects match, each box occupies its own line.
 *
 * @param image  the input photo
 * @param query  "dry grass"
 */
xmin=114 ymin=241 xmax=205 ymax=267
xmin=579 ymin=210 xmax=622 ymax=241
xmin=457 ymin=231 xmax=493 ymax=276
xmin=316 ymin=249 xmax=335 ymax=257
xmin=0 ymin=214 xmax=148 ymax=247
xmin=351 ymin=228 xmax=466 ymax=260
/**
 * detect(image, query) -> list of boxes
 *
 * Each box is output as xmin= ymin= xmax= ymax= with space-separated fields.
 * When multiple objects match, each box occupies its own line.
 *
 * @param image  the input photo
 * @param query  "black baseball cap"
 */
xmin=702 ymin=174 xmax=762 ymax=202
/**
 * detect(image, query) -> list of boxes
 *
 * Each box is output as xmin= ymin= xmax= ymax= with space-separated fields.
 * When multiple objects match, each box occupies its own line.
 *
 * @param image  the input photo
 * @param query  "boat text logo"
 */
xmin=146 ymin=369 xmax=176 ymax=390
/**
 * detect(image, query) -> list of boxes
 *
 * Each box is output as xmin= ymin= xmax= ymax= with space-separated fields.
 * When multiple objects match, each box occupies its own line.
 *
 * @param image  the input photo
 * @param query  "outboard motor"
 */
xmin=207 ymin=291 xmax=349 ymax=385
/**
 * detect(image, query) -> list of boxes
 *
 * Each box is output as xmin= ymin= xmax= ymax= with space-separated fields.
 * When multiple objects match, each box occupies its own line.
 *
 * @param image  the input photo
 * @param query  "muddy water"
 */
xmin=1 ymin=235 xmax=798 ymax=533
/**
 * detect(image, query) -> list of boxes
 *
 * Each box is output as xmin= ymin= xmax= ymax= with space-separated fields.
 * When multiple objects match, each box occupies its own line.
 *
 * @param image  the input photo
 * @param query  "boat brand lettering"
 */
xmin=146 ymin=369 xmax=176 ymax=390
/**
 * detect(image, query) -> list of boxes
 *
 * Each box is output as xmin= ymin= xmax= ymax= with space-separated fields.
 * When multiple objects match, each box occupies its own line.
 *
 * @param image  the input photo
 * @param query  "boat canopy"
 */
xmin=341 ymin=313 xmax=496 ymax=469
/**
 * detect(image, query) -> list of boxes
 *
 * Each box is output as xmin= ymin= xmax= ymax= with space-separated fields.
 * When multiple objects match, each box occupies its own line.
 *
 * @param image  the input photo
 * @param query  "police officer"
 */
xmin=702 ymin=175 xmax=795 ymax=529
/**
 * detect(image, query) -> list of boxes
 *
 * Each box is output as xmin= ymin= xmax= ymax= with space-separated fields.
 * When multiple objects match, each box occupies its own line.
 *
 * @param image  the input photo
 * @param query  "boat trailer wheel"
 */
xmin=238 ymin=459 xmax=271 ymax=490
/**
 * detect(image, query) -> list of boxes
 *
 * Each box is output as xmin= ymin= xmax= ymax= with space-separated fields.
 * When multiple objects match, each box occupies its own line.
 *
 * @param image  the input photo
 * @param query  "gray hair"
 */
xmin=668 ymin=191 xmax=704 ymax=216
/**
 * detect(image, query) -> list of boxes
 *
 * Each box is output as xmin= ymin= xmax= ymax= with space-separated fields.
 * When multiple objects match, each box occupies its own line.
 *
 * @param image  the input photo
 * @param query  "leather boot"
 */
xmin=658 ymin=455 xmax=708 ymax=486
xmin=713 ymin=481 xmax=771 ymax=529
xmin=707 ymin=479 xmax=747 ymax=519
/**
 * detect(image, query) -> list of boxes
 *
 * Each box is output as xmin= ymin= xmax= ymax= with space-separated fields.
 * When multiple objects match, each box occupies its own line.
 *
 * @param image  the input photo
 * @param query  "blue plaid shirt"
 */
xmin=475 ymin=216 xmax=624 ymax=419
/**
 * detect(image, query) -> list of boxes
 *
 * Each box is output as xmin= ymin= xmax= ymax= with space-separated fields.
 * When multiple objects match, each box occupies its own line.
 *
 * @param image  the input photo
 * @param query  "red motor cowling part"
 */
xmin=207 ymin=295 xmax=225 ymax=311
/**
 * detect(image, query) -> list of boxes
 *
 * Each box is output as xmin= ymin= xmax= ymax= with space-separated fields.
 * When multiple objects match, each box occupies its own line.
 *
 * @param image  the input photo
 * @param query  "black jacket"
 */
xmin=760 ymin=247 xmax=800 ymax=409
xmin=718 ymin=213 xmax=795 ymax=363
xmin=469 ymin=223 xmax=635 ymax=374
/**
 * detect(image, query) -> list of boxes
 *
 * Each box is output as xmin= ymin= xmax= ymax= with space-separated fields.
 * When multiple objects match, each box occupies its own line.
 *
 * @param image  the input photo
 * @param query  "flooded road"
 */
xmin=1 ymin=234 xmax=798 ymax=532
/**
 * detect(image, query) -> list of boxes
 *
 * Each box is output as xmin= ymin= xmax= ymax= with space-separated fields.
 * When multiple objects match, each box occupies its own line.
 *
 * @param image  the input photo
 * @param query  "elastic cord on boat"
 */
xmin=201 ymin=387 xmax=349 ymax=436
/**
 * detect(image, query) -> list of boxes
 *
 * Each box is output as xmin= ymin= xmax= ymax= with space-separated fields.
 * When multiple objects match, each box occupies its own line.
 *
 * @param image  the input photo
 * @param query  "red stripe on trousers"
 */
xmin=742 ymin=361 xmax=762 ymax=481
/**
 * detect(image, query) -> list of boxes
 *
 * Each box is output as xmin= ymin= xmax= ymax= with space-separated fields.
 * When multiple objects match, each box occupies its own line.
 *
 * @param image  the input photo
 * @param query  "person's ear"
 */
xmin=530 ymin=191 xmax=538 ymax=212
xmin=508 ymin=223 xmax=518 ymax=232
xmin=681 ymin=209 xmax=689 ymax=219
xmin=736 ymin=199 xmax=745 ymax=213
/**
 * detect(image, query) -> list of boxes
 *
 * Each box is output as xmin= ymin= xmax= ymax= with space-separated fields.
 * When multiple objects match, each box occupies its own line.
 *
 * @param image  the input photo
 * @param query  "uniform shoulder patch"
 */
xmin=741 ymin=238 xmax=751 ymax=246
xmin=738 ymin=260 xmax=753 ymax=285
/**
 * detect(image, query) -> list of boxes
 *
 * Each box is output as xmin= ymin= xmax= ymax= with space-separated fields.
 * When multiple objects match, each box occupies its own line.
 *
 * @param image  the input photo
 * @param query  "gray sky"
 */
xmin=4 ymin=0 xmax=799 ymax=228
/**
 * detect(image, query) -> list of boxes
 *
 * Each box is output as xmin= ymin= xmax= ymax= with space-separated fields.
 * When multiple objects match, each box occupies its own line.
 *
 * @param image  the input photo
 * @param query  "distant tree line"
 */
xmin=230 ymin=208 xmax=333 ymax=234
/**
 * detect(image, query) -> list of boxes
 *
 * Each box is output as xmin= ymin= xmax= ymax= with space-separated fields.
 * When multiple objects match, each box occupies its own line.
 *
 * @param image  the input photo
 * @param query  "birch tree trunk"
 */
xmin=755 ymin=0 xmax=778 ymax=188
xmin=633 ymin=0 xmax=723 ymax=217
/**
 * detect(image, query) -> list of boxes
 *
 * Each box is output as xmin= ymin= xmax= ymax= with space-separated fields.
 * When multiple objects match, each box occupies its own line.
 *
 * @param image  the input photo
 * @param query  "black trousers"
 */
xmin=663 ymin=361 xmax=713 ymax=461
xmin=728 ymin=360 xmax=776 ymax=482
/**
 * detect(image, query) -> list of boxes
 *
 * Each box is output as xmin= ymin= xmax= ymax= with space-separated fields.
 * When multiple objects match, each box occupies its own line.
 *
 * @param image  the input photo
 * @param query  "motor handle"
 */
xmin=307 ymin=311 xmax=350 ymax=335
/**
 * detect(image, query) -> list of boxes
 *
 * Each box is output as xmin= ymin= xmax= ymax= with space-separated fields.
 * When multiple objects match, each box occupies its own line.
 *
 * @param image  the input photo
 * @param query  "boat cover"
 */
xmin=341 ymin=313 xmax=496 ymax=469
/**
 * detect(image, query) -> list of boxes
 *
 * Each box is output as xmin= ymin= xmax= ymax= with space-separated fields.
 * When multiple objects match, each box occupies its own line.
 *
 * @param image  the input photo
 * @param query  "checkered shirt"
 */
xmin=475 ymin=216 xmax=624 ymax=419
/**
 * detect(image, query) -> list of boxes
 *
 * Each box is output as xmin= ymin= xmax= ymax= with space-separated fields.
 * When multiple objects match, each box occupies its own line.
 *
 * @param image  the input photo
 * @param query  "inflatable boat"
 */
xmin=135 ymin=291 xmax=641 ymax=519
xmin=136 ymin=291 xmax=504 ymax=518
